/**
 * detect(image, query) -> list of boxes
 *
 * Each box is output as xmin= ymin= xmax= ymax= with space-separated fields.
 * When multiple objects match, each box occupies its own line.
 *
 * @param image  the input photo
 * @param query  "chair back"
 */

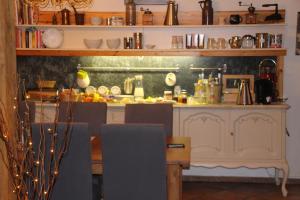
xmin=31 ymin=122 xmax=92 ymax=200
xmin=125 ymin=103 xmax=173 ymax=136
xmin=58 ymin=102 xmax=107 ymax=136
xmin=101 ymin=124 xmax=167 ymax=200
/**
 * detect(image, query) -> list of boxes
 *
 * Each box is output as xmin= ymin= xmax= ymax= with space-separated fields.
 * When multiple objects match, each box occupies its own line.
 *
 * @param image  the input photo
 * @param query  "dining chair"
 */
xmin=124 ymin=103 xmax=173 ymax=136
xmin=31 ymin=122 xmax=92 ymax=200
xmin=58 ymin=102 xmax=107 ymax=137
xmin=101 ymin=124 xmax=167 ymax=200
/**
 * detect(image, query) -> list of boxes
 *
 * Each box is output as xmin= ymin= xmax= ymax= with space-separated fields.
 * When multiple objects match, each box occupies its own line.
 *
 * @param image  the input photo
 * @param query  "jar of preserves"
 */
xmin=178 ymin=90 xmax=187 ymax=104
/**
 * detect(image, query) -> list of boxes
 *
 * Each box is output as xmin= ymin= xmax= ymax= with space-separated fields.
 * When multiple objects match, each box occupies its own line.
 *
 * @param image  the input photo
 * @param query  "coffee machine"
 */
xmin=254 ymin=59 xmax=277 ymax=104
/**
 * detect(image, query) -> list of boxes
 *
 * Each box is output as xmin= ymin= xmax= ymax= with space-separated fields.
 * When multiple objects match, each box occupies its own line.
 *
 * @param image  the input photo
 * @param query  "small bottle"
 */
xmin=142 ymin=9 xmax=153 ymax=25
xmin=125 ymin=0 xmax=136 ymax=26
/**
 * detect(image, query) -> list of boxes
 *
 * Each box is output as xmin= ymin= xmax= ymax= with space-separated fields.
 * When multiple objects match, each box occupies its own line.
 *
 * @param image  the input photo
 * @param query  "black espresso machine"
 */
xmin=255 ymin=59 xmax=277 ymax=104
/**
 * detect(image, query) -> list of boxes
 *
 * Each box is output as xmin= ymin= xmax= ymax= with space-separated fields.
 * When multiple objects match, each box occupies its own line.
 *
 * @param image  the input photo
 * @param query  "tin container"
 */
xmin=186 ymin=34 xmax=192 ymax=49
xmin=134 ymin=32 xmax=143 ymax=49
xmin=256 ymin=33 xmax=270 ymax=48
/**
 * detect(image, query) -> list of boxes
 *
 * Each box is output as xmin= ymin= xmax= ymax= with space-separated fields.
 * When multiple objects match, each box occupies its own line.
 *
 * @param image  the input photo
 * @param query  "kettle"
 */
xmin=199 ymin=0 xmax=214 ymax=25
xmin=236 ymin=79 xmax=253 ymax=105
xmin=164 ymin=0 xmax=179 ymax=25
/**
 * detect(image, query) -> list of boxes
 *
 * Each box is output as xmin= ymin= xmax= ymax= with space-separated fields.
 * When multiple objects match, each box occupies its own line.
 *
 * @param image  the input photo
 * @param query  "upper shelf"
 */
xmin=16 ymin=23 xmax=287 ymax=29
xmin=16 ymin=48 xmax=287 ymax=57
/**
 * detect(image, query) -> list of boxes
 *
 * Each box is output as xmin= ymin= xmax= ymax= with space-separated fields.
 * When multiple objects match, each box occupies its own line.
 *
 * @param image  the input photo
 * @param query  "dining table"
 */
xmin=91 ymin=136 xmax=191 ymax=200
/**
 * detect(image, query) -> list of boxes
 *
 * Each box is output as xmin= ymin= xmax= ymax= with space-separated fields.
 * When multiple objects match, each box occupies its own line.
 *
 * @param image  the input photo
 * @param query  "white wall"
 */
xmin=48 ymin=0 xmax=300 ymax=178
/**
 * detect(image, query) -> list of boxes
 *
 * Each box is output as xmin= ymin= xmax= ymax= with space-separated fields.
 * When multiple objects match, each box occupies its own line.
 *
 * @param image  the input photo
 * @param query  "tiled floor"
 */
xmin=182 ymin=182 xmax=300 ymax=200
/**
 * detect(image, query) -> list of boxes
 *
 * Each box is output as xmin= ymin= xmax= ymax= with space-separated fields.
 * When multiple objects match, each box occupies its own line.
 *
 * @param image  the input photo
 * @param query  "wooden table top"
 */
xmin=91 ymin=136 xmax=191 ymax=169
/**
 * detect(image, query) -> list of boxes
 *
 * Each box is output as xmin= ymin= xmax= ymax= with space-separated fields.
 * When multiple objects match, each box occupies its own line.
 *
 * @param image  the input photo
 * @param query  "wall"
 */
xmin=36 ymin=0 xmax=300 ymax=179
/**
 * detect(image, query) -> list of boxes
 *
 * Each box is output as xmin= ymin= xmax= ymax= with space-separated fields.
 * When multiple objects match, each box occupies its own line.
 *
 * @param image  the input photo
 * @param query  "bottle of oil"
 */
xmin=125 ymin=0 xmax=136 ymax=26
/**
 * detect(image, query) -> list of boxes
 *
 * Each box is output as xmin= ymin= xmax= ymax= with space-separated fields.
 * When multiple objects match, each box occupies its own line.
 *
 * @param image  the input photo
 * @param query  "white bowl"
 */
xmin=90 ymin=16 xmax=102 ymax=25
xmin=83 ymin=38 xmax=102 ymax=49
xmin=106 ymin=38 xmax=121 ymax=49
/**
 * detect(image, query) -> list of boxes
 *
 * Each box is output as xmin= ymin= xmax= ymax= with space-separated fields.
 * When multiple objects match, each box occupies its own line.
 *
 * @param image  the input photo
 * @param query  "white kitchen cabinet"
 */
xmin=178 ymin=105 xmax=289 ymax=197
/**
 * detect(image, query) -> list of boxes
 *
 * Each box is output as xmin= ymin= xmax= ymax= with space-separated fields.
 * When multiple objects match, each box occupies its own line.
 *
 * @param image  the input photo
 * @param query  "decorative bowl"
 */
xmin=83 ymin=38 xmax=103 ymax=49
xmin=106 ymin=38 xmax=121 ymax=49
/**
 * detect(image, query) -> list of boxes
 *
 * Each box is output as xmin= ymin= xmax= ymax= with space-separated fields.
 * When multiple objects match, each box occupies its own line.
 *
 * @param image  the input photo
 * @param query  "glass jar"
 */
xmin=178 ymin=90 xmax=187 ymax=104
xmin=164 ymin=91 xmax=173 ymax=100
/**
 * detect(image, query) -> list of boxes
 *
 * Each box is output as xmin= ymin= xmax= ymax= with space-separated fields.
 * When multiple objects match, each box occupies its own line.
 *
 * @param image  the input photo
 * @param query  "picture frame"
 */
xmin=125 ymin=0 xmax=167 ymax=5
xmin=222 ymin=74 xmax=255 ymax=103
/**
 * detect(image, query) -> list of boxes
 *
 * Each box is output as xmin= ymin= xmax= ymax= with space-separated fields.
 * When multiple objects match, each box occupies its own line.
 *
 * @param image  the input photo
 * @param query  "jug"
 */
xmin=72 ymin=5 xmax=85 ymax=25
xmin=164 ymin=1 xmax=179 ymax=25
xmin=236 ymin=79 xmax=253 ymax=105
xmin=199 ymin=0 xmax=214 ymax=25
xmin=125 ymin=0 xmax=136 ymax=25
xmin=61 ymin=8 xmax=70 ymax=25
xmin=124 ymin=77 xmax=134 ymax=94
xmin=134 ymin=75 xmax=144 ymax=99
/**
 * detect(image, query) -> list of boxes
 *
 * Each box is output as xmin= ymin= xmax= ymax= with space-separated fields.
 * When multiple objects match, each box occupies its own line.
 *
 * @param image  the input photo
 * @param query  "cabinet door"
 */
xmin=230 ymin=110 xmax=283 ymax=160
xmin=179 ymin=108 xmax=230 ymax=161
xmin=107 ymin=107 xmax=125 ymax=124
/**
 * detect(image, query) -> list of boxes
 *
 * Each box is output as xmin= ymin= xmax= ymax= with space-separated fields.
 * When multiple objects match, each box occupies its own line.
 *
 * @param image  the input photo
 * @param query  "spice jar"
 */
xmin=143 ymin=9 xmax=153 ymax=25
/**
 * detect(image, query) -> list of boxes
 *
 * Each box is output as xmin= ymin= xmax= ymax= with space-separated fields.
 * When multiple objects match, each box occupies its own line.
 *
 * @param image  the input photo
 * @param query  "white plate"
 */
xmin=98 ymin=86 xmax=109 ymax=96
xmin=110 ymin=86 xmax=121 ymax=95
xmin=42 ymin=28 xmax=64 ymax=49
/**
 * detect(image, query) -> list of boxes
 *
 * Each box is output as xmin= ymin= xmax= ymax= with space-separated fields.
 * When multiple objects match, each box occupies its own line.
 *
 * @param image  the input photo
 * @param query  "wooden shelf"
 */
xmin=16 ymin=23 xmax=287 ymax=29
xmin=16 ymin=48 xmax=287 ymax=57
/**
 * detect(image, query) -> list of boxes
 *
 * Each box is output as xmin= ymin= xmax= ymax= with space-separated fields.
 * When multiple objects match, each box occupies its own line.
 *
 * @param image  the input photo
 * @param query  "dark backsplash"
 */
xmin=17 ymin=56 xmax=275 ymax=97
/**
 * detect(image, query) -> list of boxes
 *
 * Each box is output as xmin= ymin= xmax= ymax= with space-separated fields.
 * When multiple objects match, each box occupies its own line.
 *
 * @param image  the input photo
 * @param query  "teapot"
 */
xmin=198 ymin=0 xmax=214 ymax=25
xmin=241 ymin=34 xmax=255 ymax=48
xmin=164 ymin=1 xmax=179 ymax=25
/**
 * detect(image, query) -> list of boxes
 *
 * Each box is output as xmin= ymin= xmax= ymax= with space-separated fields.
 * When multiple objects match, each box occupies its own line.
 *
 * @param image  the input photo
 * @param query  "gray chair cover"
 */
xmin=101 ymin=124 xmax=167 ymax=200
xmin=125 ymin=103 xmax=173 ymax=136
xmin=58 ymin=102 xmax=107 ymax=137
xmin=31 ymin=122 xmax=92 ymax=200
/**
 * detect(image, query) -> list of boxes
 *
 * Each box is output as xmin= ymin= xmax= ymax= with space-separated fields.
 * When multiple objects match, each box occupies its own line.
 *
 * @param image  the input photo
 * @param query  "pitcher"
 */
xmin=199 ymin=0 xmax=214 ymax=25
xmin=164 ymin=1 xmax=179 ymax=25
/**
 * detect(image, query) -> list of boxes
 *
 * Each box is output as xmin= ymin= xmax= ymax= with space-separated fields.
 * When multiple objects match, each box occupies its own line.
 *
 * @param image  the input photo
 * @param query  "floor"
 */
xmin=182 ymin=182 xmax=300 ymax=200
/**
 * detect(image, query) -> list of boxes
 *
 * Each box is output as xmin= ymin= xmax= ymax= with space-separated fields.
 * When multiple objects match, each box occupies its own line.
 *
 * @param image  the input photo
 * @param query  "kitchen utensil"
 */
xmin=229 ymin=14 xmax=243 ymax=24
xmin=255 ymin=33 xmax=269 ymax=48
xmin=106 ymin=38 xmax=121 ymax=49
xmin=134 ymin=75 xmax=144 ymax=100
xmin=60 ymin=8 xmax=70 ymax=25
xmin=199 ymin=0 xmax=214 ymax=25
xmin=124 ymin=77 xmax=134 ymax=94
xmin=72 ymin=5 xmax=85 ymax=25
xmin=236 ymin=79 xmax=253 ymax=105
xmin=125 ymin=0 xmax=136 ymax=25
xmin=164 ymin=0 xmax=179 ymax=25
xmin=229 ymin=36 xmax=242 ymax=48
xmin=241 ymin=34 xmax=255 ymax=48
xmin=270 ymin=34 xmax=283 ymax=48
xmin=262 ymin=4 xmax=283 ymax=21
xmin=83 ymin=38 xmax=102 ymax=49
xmin=239 ymin=2 xmax=257 ymax=24
xmin=133 ymin=32 xmax=143 ymax=49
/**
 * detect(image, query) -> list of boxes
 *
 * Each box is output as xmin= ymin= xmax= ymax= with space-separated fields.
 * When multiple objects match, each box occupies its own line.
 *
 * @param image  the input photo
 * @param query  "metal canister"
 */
xmin=255 ymin=33 xmax=270 ymax=48
xmin=133 ymin=32 xmax=143 ymax=49
xmin=186 ymin=34 xmax=192 ymax=49
xmin=191 ymin=34 xmax=199 ymax=49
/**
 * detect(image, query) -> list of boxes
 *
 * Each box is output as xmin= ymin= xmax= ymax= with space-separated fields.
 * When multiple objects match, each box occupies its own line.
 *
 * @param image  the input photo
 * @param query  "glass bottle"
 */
xmin=125 ymin=0 xmax=136 ymax=26
xmin=134 ymin=75 xmax=144 ymax=100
